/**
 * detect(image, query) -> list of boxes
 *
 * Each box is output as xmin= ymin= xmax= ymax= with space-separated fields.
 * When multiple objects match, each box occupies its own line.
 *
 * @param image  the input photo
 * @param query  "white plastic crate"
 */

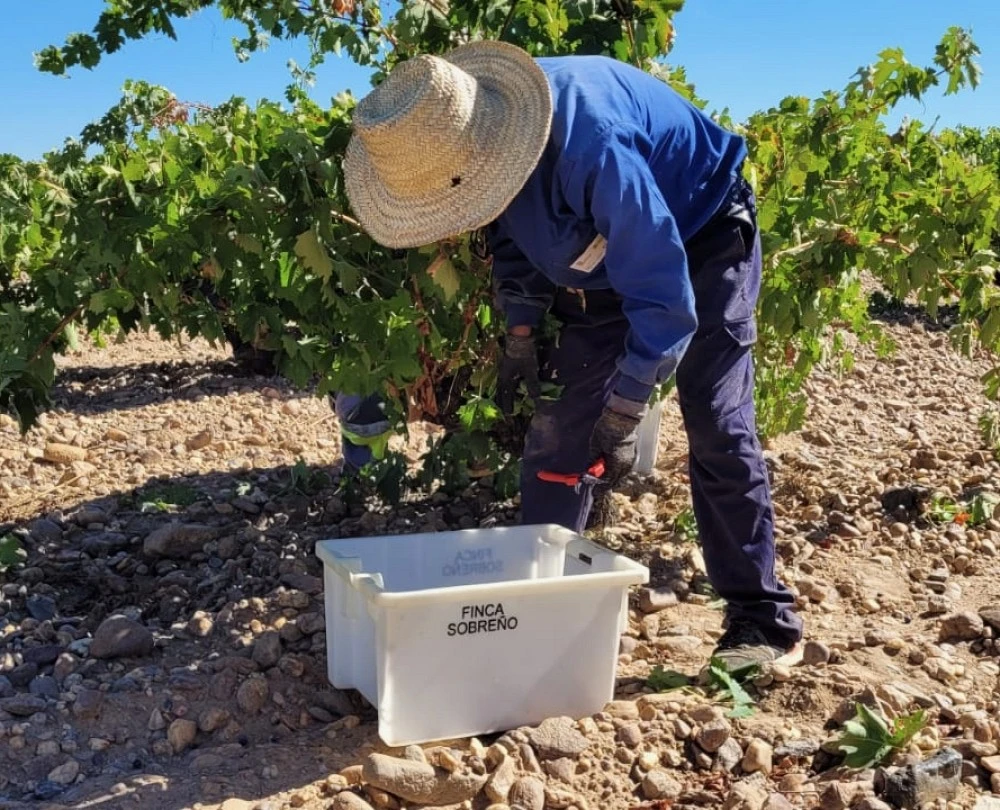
xmin=315 ymin=524 xmax=649 ymax=746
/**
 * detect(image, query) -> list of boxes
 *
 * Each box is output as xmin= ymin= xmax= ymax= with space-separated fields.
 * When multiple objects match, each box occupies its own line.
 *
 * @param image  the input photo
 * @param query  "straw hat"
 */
xmin=342 ymin=41 xmax=553 ymax=249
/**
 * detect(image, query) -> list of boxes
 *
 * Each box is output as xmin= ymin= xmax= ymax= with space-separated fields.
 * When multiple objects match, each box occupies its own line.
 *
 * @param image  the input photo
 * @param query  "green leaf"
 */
xmin=294 ymin=228 xmax=334 ymax=280
xmin=889 ymin=710 xmax=927 ymax=747
xmin=647 ymin=666 xmax=691 ymax=691
xmin=832 ymin=703 xmax=922 ymax=769
xmin=427 ymin=254 xmax=461 ymax=301
xmin=0 ymin=534 xmax=25 ymax=572
xmin=707 ymin=658 xmax=758 ymax=717
xmin=89 ymin=288 xmax=136 ymax=314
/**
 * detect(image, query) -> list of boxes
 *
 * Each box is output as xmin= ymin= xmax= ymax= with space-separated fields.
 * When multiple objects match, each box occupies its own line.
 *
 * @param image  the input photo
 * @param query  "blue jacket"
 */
xmin=487 ymin=55 xmax=747 ymax=403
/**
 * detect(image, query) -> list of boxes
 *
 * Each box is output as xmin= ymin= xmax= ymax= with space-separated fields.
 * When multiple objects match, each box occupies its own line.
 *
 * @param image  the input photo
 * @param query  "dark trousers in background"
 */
xmin=519 ymin=180 xmax=803 ymax=648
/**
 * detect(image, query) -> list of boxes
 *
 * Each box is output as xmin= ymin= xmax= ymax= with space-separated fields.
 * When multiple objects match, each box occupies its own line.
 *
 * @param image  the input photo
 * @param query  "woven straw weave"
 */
xmin=343 ymin=41 xmax=553 ymax=249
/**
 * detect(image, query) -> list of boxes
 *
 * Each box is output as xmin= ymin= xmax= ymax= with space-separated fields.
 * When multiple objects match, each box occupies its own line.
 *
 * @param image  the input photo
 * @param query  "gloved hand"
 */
xmin=589 ymin=403 xmax=644 ymax=485
xmin=497 ymin=332 xmax=541 ymax=415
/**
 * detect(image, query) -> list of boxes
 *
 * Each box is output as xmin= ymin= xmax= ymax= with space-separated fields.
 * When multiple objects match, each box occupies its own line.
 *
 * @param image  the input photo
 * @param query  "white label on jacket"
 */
xmin=570 ymin=234 xmax=607 ymax=273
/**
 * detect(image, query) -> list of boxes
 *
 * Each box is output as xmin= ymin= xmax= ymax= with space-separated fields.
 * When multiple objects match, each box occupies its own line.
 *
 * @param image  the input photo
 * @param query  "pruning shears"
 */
xmin=537 ymin=459 xmax=606 ymax=493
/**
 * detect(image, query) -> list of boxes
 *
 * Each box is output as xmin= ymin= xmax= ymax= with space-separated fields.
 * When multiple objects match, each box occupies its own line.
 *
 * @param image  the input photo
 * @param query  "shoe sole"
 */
xmin=773 ymin=642 xmax=805 ymax=668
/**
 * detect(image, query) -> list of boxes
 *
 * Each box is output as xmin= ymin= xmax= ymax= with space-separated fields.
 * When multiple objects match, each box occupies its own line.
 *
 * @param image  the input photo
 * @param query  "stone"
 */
xmin=46 ymin=759 xmax=80 ymax=786
xmin=855 ymin=800 xmax=893 ymax=810
xmin=168 ymin=718 xmax=198 ymax=754
xmin=188 ymin=612 xmax=214 ymax=638
xmin=29 ymin=518 xmax=64 ymax=543
xmin=803 ymin=640 xmax=831 ymax=666
xmin=29 ymin=675 xmax=59 ymax=698
xmin=185 ymin=430 xmax=213 ymax=451
xmin=236 ymin=676 xmax=269 ymax=715
xmin=508 ymin=777 xmax=546 ymax=810
xmin=981 ymin=607 xmax=1000 ymax=633
xmin=198 ymin=707 xmax=231 ymax=733
xmin=362 ymin=753 xmax=486 ymax=805
xmin=654 ymin=635 xmax=702 ymax=655
xmin=696 ymin=718 xmax=732 ymax=753
xmin=43 ymin=442 xmax=87 ymax=465
xmin=642 ymin=770 xmax=682 ymax=801
xmin=527 ymin=717 xmax=590 ymax=759
xmin=0 ymin=694 xmax=47 ymax=716
xmin=0 ymin=674 xmax=13 ymax=697
xmin=742 ymin=739 xmax=774 ymax=774
xmin=90 ymin=615 xmax=154 ymax=659
xmin=485 ymin=754 xmax=517 ymax=804
xmin=603 ymin=700 xmax=639 ymax=720
xmin=26 ymin=595 xmax=58 ymax=622
xmin=71 ymin=689 xmax=104 ymax=720
xmin=22 ymin=644 xmax=63 ymax=666
xmin=329 ymin=794 xmax=375 ymax=810
xmin=939 ymin=611 xmax=984 ymax=641
xmin=617 ymin=722 xmax=643 ymax=747
xmin=9 ymin=662 xmax=39 ymax=687
xmin=819 ymin=781 xmax=871 ymax=810
xmin=639 ymin=587 xmax=679 ymax=613
xmin=723 ymin=781 xmax=768 ymax=810
xmin=715 ymin=738 xmax=744 ymax=772
xmin=763 ymin=795 xmax=795 ymax=810
xmin=981 ymin=755 xmax=1000 ymax=774
xmin=143 ymin=523 xmax=217 ymax=559
xmin=252 ymin=631 xmax=282 ymax=669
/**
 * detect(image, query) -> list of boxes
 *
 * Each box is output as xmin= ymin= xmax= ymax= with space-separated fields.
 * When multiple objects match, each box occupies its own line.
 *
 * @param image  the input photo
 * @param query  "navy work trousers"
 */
xmin=520 ymin=180 xmax=802 ymax=648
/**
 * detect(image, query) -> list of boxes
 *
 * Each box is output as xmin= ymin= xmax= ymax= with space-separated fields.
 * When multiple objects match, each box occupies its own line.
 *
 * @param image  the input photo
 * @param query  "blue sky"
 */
xmin=2 ymin=1 xmax=998 ymax=160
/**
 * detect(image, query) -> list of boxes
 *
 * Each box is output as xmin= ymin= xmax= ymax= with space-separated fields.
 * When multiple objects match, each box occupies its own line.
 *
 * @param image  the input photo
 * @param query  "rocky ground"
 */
xmin=1 ymin=301 xmax=1000 ymax=810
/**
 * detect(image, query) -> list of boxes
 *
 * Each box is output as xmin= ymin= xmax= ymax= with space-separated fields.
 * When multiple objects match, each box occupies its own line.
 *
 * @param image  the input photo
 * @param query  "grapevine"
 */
xmin=2 ymin=1 xmax=999 ymax=499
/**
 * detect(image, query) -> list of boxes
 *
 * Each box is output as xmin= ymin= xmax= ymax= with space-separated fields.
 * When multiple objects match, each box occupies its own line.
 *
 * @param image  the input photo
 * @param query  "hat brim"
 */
xmin=342 ymin=41 xmax=553 ymax=250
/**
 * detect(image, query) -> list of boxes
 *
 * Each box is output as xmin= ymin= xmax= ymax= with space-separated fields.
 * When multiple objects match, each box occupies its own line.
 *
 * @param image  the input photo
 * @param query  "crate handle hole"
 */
xmin=577 ymin=553 xmax=592 ymax=566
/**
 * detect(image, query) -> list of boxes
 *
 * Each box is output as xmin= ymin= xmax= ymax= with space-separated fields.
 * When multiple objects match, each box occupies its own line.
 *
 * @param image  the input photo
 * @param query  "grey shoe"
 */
xmin=704 ymin=618 xmax=803 ymax=679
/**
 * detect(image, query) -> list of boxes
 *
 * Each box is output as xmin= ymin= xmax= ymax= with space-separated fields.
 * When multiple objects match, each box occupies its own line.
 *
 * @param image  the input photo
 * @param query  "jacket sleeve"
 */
xmin=564 ymin=125 xmax=698 ymax=404
xmin=486 ymin=222 xmax=556 ymax=329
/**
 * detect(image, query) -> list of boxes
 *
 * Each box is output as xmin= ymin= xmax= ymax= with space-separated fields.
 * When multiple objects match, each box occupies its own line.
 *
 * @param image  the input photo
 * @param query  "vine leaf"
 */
xmin=427 ymin=254 xmax=460 ymax=301
xmin=294 ymin=228 xmax=334 ymax=280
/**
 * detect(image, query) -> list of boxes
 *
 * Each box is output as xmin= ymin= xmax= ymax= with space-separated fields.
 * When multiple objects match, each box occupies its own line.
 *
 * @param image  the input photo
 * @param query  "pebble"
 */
xmin=642 ymin=770 xmax=682 ymax=800
xmin=0 ymin=694 xmax=47 ymax=716
xmin=252 ymin=631 xmax=282 ymax=669
xmin=71 ymin=689 xmax=104 ymax=721
xmin=26 ymin=595 xmax=57 ymax=622
xmin=939 ymin=611 xmax=984 ymax=641
xmin=508 ymin=776 xmax=546 ymax=810
xmin=742 ymin=739 xmax=774 ymax=774
xmin=696 ymin=719 xmax=731 ymax=753
xmin=329 ymin=794 xmax=376 ymax=810
xmin=803 ymin=640 xmax=831 ymax=666
xmin=723 ymin=780 xmax=768 ymax=810
xmin=236 ymin=676 xmax=269 ymax=715
xmin=362 ymin=752 xmax=486 ymax=805
xmin=43 ymin=442 xmax=87 ymax=465
xmin=527 ymin=716 xmax=590 ymax=759
xmin=638 ymin=586 xmax=679 ymax=614
xmin=198 ymin=706 xmax=231 ymax=733
xmin=89 ymin=615 xmax=154 ymax=659
xmin=168 ymin=718 xmax=197 ymax=753
xmin=716 ymin=737 xmax=744 ymax=772
xmin=188 ymin=611 xmax=214 ymax=637
xmin=485 ymin=753 xmax=517 ymax=803
xmin=46 ymin=759 xmax=80 ymax=786
xmin=142 ymin=523 xmax=217 ymax=559
xmin=23 ymin=644 xmax=63 ymax=666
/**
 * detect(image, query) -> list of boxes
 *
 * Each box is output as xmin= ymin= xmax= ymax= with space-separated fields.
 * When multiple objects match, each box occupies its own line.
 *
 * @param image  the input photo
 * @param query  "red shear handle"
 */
xmin=536 ymin=459 xmax=605 ymax=486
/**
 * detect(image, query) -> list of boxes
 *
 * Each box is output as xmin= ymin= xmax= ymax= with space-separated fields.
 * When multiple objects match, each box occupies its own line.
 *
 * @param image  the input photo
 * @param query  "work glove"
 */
xmin=497 ymin=333 xmax=541 ymax=415
xmin=589 ymin=401 xmax=644 ymax=486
